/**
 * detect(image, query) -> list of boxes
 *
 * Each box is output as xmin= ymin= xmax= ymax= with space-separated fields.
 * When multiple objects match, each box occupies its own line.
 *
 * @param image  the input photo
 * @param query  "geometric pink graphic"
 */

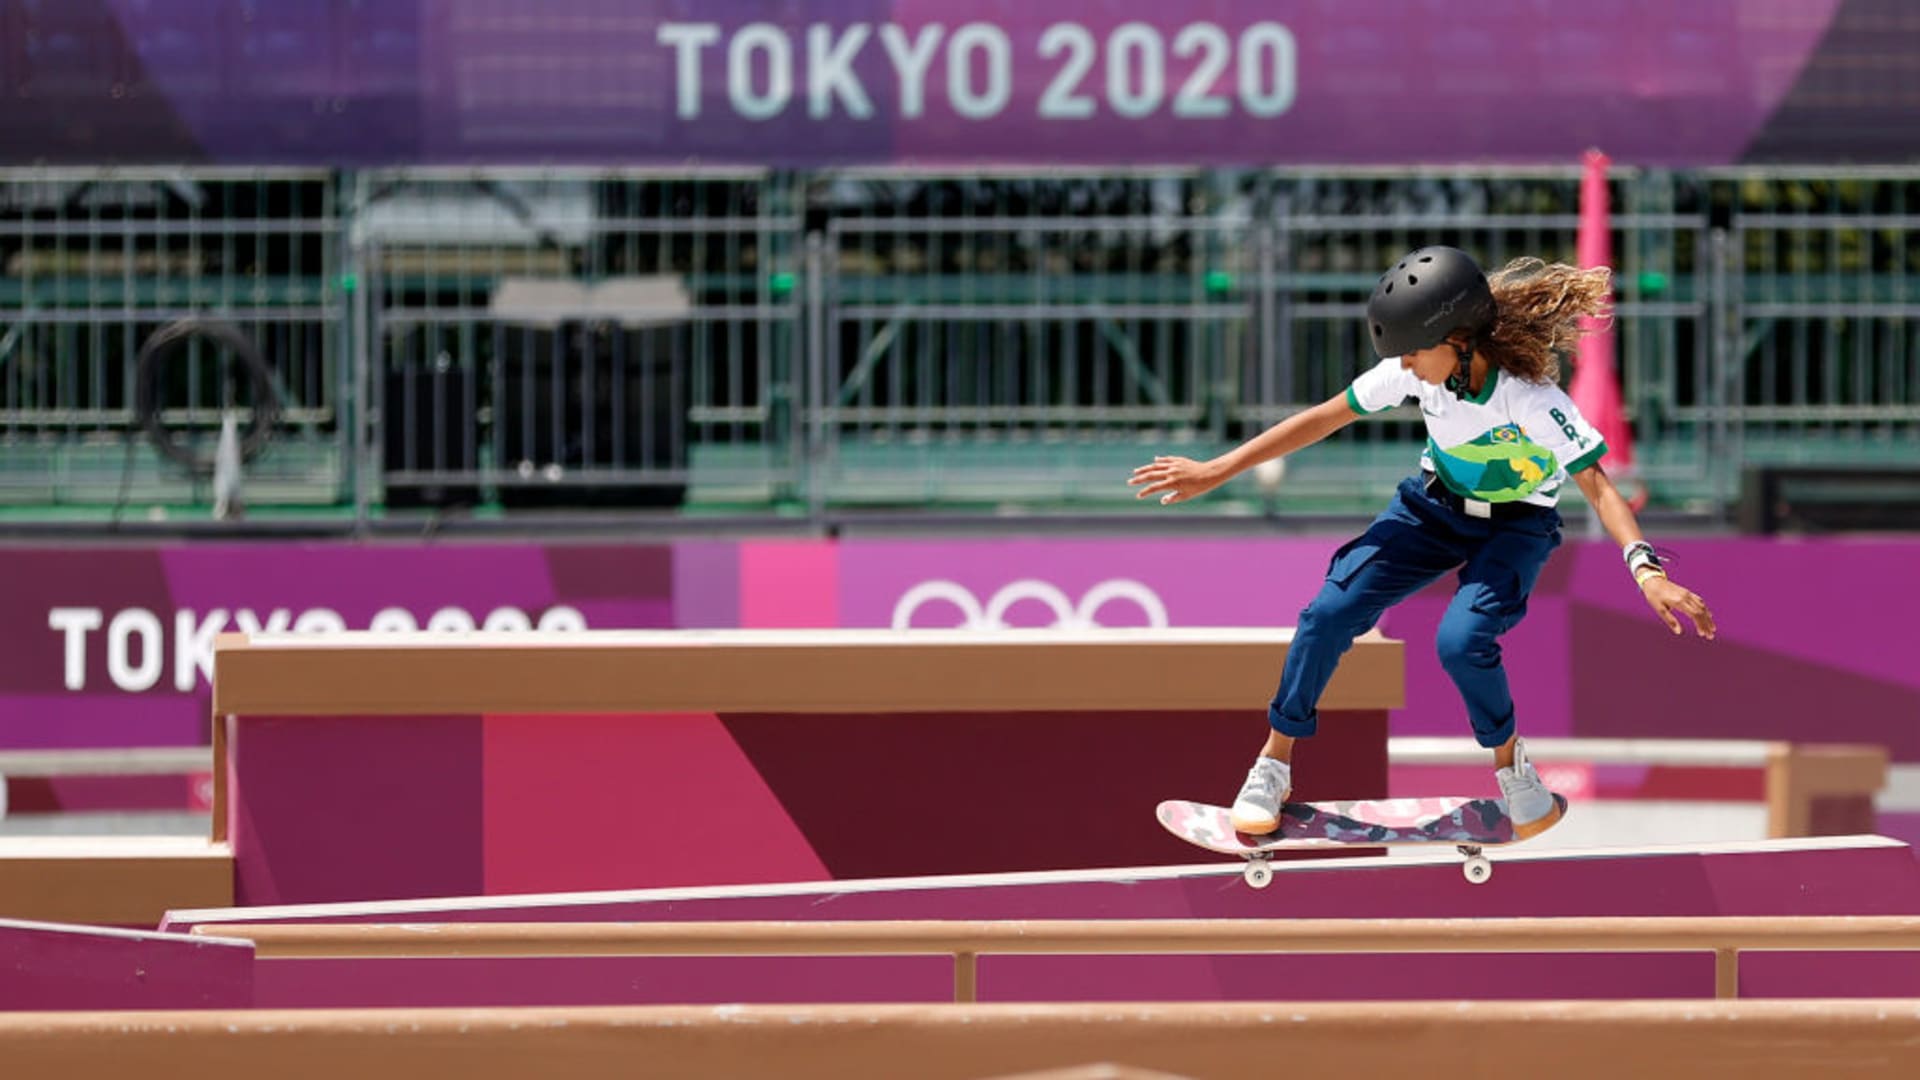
xmin=482 ymin=712 xmax=830 ymax=893
xmin=739 ymin=541 xmax=838 ymax=627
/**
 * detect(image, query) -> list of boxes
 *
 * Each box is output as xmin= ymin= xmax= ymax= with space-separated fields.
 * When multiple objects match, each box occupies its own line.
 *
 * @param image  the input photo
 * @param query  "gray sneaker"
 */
xmin=1495 ymin=738 xmax=1563 ymax=839
xmin=1229 ymin=757 xmax=1292 ymax=835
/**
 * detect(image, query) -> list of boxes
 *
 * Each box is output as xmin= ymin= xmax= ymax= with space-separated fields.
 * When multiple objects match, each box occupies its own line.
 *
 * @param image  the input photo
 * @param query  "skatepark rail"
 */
xmin=198 ymin=915 xmax=1920 ymax=1001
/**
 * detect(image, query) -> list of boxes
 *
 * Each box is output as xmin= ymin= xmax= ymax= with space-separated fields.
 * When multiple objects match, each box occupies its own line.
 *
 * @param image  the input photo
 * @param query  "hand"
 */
xmin=1128 ymin=455 xmax=1230 ymax=505
xmin=1641 ymin=575 xmax=1716 ymax=639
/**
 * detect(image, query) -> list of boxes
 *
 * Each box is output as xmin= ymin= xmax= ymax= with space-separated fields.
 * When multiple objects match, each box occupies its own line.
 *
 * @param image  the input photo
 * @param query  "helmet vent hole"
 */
xmin=1372 ymin=324 xmax=1382 ymax=337
xmin=1407 ymin=274 xmax=1418 ymax=285
xmin=1419 ymin=255 xmax=1433 ymax=263
xmin=1384 ymin=283 xmax=1393 ymax=294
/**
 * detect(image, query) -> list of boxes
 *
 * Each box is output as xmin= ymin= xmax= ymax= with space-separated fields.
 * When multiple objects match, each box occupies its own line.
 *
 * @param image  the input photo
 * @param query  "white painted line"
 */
xmin=0 ymin=836 xmax=229 ymax=859
xmin=1392 ymin=737 xmax=1777 ymax=767
xmin=0 ymin=747 xmax=210 ymax=777
xmin=0 ymin=916 xmax=253 ymax=949
xmin=236 ymin=627 xmax=1307 ymax=649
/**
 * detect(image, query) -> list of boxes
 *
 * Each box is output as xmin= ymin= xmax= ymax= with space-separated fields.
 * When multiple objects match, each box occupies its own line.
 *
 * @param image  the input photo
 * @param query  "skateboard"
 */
xmin=1155 ymin=793 xmax=1569 ymax=888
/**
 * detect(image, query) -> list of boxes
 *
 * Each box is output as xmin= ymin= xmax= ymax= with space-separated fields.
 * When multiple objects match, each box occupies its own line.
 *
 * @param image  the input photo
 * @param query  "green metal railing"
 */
xmin=0 ymin=166 xmax=1913 ymax=524
xmin=0 ymin=168 xmax=346 ymax=509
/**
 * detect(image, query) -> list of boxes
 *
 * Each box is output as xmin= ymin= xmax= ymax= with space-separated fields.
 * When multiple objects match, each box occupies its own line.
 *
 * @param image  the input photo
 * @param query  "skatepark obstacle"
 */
xmin=1 ymin=999 xmax=1917 ymax=1079
xmin=198 ymin=915 xmax=1920 ymax=1002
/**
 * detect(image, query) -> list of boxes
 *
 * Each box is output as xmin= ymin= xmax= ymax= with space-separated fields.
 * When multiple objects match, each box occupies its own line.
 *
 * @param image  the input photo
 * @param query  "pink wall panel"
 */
xmin=481 ymin=712 xmax=830 ymax=893
xmin=739 ymin=541 xmax=838 ymax=627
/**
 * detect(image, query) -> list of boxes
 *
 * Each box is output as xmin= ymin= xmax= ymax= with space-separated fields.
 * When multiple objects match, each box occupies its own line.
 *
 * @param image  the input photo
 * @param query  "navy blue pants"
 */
xmin=1270 ymin=475 xmax=1562 ymax=749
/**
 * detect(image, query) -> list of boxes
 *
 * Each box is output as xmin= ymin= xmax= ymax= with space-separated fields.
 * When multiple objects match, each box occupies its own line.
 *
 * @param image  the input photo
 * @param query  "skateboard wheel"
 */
xmin=1244 ymin=862 xmax=1273 ymax=889
xmin=1463 ymin=855 xmax=1492 ymax=884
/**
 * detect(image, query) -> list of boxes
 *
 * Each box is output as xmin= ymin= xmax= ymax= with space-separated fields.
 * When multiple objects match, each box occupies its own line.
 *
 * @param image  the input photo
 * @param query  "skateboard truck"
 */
xmin=1458 ymin=844 xmax=1492 ymax=884
xmin=1238 ymin=843 xmax=1495 ymax=889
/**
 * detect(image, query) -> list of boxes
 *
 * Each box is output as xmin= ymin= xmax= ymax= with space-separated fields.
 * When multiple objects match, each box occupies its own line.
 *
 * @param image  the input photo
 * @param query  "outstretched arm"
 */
xmin=1573 ymin=464 xmax=1716 ymax=639
xmin=1129 ymin=395 xmax=1359 ymax=505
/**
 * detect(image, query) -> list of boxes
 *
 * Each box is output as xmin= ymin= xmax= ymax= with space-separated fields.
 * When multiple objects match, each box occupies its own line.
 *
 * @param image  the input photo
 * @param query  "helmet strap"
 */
xmin=1447 ymin=340 xmax=1476 ymax=400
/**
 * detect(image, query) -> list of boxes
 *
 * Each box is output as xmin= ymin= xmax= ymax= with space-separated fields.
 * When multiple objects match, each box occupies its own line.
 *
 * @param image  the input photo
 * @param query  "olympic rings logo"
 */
xmin=889 ymin=578 xmax=1170 ymax=631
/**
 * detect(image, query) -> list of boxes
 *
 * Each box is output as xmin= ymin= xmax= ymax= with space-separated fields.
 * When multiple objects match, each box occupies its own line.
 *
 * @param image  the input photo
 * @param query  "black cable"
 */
xmin=132 ymin=318 xmax=280 ymax=477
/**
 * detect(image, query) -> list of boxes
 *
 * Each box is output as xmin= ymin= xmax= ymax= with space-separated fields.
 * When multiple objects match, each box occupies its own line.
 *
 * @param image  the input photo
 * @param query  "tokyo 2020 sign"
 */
xmin=8 ymin=1 xmax=1902 ymax=165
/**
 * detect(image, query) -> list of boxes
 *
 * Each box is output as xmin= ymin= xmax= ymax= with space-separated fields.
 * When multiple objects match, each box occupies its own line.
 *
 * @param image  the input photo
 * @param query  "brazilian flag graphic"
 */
xmin=1429 ymin=425 xmax=1558 ymax=502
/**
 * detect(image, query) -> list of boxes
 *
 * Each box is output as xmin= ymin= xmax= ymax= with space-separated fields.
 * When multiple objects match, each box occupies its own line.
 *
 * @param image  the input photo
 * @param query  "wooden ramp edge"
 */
xmin=0 ymin=1000 xmax=1917 ymax=1079
xmin=161 ymin=835 xmax=1910 ymax=931
xmin=0 ymin=837 xmax=232 ymax=926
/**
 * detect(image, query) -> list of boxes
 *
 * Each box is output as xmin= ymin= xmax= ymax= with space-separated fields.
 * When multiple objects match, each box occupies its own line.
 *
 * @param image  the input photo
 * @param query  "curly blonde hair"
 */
xmin=1475 ymin=258 xmax=1614 ymax=384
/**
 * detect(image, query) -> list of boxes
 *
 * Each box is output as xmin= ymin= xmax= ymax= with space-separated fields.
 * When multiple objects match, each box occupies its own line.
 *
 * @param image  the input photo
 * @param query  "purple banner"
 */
xmin=831 ymin=535 xmax=1920 ymax=764
xmin=4 ymin=534 xmax=1918 ymax=768
xmin=5 ymin=1 xmax=1902 ymax=165
xmin=841 ymin=538 xmax=1336 ymax=630
xmin=0 ymin=543 xmax=681 ymax=749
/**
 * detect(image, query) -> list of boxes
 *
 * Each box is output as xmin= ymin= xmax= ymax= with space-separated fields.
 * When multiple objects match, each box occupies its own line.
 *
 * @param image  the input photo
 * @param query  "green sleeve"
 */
xmin=1565 ymin=440 xmax=1610 ymax=475
xmin=1345 ymin=385 xmax=1395 ymax=416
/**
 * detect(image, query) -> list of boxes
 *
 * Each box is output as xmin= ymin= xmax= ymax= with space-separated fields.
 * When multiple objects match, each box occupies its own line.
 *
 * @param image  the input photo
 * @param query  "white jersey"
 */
xmin=1345 ymin=357 xmax=1608 ymax=507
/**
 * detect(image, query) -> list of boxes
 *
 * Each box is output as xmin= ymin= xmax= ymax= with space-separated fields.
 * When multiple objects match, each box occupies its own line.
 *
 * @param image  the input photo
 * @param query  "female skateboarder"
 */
xmin=1129 ymin=246 xmax=1715 ymax=837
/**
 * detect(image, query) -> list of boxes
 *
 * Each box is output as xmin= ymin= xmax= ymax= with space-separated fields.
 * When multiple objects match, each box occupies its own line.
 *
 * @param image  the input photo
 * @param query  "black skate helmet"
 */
xmin=1365 ymin=246 xmax=1497 ymax=360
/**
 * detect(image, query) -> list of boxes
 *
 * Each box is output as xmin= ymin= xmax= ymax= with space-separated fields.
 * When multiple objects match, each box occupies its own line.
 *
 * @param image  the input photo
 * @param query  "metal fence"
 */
xmin=0 ymin=165 xmax=1914 ymax=524
xmin=352 ymin=169 xmax=806 ymax=515
xmin=817 ymin=207 xmax=1251 ymax=503
xmin=1719 ymin=171 xmax=1920 ymax=474
xmin=0 ymin=168 xmax=345 ymax=509
xmin=1258 ymin=173 xmax=1722 ymax=507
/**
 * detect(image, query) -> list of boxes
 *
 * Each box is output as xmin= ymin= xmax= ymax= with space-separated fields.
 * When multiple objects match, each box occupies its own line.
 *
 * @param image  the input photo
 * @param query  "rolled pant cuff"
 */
xmin=1473 ymin=712 xmax=1517 ymax=749
xmin=1268 ymin=703 xmax=1317 ymax=738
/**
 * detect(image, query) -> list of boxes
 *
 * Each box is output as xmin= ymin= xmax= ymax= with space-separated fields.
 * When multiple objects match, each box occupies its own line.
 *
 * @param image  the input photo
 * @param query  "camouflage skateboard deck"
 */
xmin=1155 ymin=794 xmax=1568 ymax=887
